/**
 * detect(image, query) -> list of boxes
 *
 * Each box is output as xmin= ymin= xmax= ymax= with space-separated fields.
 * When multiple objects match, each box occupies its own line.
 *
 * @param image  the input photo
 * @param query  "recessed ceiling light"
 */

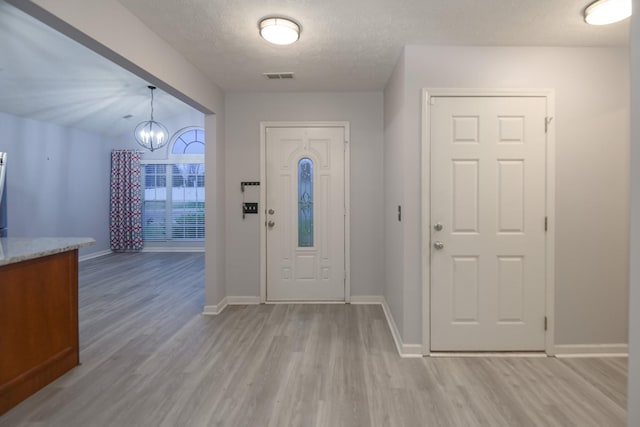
xmin=584 ymin=0 xmax=632 ymax=25
xmin=259 ymin=17 xmax=300 ymax=45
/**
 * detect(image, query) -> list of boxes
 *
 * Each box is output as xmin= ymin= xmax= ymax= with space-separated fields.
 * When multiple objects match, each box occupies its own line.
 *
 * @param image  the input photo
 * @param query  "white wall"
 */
xmin=384 ymin=46 xmax=630 ymax=347
xmin=224 ymin=92 xmax=384 ymax=298
xmin=628 ymin=2 xmax=639 ymax=424
xmin=0 ymin=112 xmax=114 ymax=256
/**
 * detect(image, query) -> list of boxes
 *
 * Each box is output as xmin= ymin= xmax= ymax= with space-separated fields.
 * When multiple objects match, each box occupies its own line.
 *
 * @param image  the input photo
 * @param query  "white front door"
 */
xmin=265 ymin=126 xmax=346 ymax=301
xmin=430 ymin=96 xmax=547 ymax=351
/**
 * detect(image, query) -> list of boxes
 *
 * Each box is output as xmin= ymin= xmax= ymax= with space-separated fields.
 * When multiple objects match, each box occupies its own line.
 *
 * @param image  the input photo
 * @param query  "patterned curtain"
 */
xmin=110 ymin=150 xmax=143 ymax=252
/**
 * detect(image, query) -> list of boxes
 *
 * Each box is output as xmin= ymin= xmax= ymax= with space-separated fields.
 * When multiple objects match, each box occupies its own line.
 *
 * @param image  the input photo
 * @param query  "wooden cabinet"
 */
xmin=0 ymin=250 xmax=79 ymax=415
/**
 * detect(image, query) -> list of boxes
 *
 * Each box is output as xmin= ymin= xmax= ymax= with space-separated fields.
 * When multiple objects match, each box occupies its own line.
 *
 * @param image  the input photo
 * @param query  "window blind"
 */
xmin=142 ymin=163 xmax=205 ymax=241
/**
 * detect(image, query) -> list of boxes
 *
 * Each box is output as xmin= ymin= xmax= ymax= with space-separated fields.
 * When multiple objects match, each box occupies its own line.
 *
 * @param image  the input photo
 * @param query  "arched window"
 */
xmin=171 ymin=128 xmax=205 ymax=155
xmin=142 ymin=127 xmax=205 ymax=242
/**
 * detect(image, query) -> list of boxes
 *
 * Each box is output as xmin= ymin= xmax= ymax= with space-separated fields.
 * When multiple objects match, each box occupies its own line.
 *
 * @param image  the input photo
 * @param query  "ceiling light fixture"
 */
xmin=259 ymin=17 xmax=300 ymax=45
xmin=584 ymin=0 xmax=632 ymax=25
xmin=134 ymin=86 xmax=169 ymax=152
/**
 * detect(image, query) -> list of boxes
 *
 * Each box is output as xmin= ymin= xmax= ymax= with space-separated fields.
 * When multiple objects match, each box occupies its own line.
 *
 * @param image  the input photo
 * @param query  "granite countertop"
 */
xmin=0 ymin=237 xmax=95 ymax=267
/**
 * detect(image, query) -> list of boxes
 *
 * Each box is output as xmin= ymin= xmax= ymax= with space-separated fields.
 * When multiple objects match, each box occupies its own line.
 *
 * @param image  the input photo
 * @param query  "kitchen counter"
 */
xmin=0 ymin=237 xmax=95 ymax=267
xmin=0 ymin=237 xmax=94 ymax=415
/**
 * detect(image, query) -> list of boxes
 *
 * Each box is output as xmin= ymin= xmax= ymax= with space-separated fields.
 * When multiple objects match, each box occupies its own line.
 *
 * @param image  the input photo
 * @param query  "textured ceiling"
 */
xmin=119 ymin=0 xmax=630 ymax=92
xmin=0 ymin=0 xmax=631 ymax=136
xmin=0 ymin=1 xmax=195 ymax=137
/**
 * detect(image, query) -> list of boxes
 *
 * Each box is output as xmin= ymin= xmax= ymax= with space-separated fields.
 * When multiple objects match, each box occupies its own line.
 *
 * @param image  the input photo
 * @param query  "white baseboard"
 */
xmin=554 ymin=344 xmax=628 ymax=358
xmin=379 ymin=298 xmax=423 ymax=358
xmin=265 ymin=300 xmax=345 ymax=304
xmin=430 ymin=352 xmax=548 ymax=358
xmin=202 ymin=296 xmax=261 ymax=316
xmin=142 ymin=247 xmax=205 ymax=253
xmin=351 ymin=296 xmax=423 ymax=357
xmin=350 ymin=295 xmax=385 ymax=304
xmin=227 ymin=296 xmax=262 ymax=305
xmin=204 ymin=296 xmax=627 ymax=359
xmin=79 ymin=249 xmax=112 ymax=262
xmin=203 ymin=294 xmax=422 ymax=358
xmin=203 ymin=298 xmax=227 ymax=315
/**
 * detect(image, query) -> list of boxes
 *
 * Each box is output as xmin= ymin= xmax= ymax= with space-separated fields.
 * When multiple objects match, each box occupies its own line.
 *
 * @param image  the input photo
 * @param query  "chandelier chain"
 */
xmin=150 ymin=87 xmax=155 ymax=122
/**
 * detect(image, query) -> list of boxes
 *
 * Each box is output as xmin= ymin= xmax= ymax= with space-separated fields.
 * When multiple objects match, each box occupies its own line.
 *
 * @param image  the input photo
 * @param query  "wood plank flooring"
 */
xmin=0 ymin=253 xmax=628 ymax=426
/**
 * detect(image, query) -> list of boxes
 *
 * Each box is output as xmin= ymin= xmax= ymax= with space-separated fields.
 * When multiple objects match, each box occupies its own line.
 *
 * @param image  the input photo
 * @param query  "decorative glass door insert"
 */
xmin=298 ymin=158 xmax=314 ymax=247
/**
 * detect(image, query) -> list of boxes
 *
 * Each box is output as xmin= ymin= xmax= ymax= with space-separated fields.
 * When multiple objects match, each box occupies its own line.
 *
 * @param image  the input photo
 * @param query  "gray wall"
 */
xmin=629 ymin=2 xmax=639 ymax=424
xmin=224 ymin=92 xmax=384 ymax=298
xmin=383 ymin=54 xmax=408 ymax=336
xmin=0 ymin=111 xmax=114 ymax=256
xmin=384 ymin=46 xmax=630 ymax=346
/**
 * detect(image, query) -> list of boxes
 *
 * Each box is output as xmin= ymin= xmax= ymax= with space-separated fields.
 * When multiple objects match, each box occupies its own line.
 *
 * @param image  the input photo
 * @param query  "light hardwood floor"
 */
xmin=0 ymin=253 xmax=628 ymax=426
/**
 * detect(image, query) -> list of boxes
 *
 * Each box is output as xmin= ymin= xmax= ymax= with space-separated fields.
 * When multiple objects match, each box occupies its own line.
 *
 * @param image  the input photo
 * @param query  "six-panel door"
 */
xmin=430 ymin=96 xmax=547 ymax=351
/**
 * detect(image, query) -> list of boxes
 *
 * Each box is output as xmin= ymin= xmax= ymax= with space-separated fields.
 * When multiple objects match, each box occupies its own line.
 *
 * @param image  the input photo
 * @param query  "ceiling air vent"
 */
xmin=263 ymin=72 xmax=295 ymax=80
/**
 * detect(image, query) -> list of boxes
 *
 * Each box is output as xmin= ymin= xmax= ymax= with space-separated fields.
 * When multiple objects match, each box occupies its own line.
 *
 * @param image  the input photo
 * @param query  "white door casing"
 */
xmin=262 ymin=124 xmax=348 ymax=301
xmin=429 ymin=95 xmax=550 ymax=351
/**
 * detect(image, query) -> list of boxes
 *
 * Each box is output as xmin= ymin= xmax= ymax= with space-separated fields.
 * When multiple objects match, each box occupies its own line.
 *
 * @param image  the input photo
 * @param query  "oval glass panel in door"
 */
xmin=298 ymin=157 xmax=314 ymax=247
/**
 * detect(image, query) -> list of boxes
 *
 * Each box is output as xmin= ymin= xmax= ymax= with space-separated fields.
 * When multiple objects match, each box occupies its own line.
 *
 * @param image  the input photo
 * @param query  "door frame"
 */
xmin=260 ymin=121 xmax=351 ymax=303
xmin=421 ymin=89 xmax=556 ymax=355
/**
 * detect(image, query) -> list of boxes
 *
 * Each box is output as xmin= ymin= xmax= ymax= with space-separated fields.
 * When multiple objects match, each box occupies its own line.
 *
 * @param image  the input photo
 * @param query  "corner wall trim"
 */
xmin=379 ymin=298 xmax=423 ymax=358
xmin=202 ymin=296 xmax=261 ymax=316
xmin=203 ymin=297 xmax=227 ymax=315
xmin=554 ymin=344 xmax=628 ymax=358
xmin=345 ymin=296 xmax=423 ymax=357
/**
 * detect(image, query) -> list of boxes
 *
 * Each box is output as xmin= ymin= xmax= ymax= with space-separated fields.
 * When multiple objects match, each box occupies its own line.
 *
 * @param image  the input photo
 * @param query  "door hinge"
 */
xmin=544 ymin=216 xmax=548 ymax=232
xmin=544 ymin=316 xmax=548 ymax=331
xmin=545 ymin=117 xmax=553 ymax=133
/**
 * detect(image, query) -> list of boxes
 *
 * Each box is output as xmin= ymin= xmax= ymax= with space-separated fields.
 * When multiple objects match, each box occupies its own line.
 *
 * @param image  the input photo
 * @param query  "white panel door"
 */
xmin=430 ymin=96 xmax=547 ymax=351
xmin=266 ymin=127 xmax=345 ymax=301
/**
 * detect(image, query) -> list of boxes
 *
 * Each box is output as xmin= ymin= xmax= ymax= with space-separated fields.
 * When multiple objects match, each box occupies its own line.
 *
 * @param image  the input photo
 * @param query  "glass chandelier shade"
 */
xmin=135 ymin=86 xmax=169 ymax=152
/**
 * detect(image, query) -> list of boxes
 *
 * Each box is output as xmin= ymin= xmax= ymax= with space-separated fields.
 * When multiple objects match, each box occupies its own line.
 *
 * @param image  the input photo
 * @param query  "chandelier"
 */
xmin=134 ymin=86 xmax=169 ymax=152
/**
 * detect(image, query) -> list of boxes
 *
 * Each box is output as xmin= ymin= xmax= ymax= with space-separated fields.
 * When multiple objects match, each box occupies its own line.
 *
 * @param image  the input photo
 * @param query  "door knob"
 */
xmin=268 ymin=220 xmax=275 ymax=228
xmin=434 ymin=223 xmax=443 ymax=231
xmin=433 ymin=241 xmax=444 ymax=250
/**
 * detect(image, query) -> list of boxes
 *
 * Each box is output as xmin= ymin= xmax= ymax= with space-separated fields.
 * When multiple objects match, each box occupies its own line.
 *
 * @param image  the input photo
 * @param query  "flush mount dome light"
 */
xmin=585 ymin=0 xmax=632 ymax=25
xmin=259 ymin=17 xmax=300 ymax=45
